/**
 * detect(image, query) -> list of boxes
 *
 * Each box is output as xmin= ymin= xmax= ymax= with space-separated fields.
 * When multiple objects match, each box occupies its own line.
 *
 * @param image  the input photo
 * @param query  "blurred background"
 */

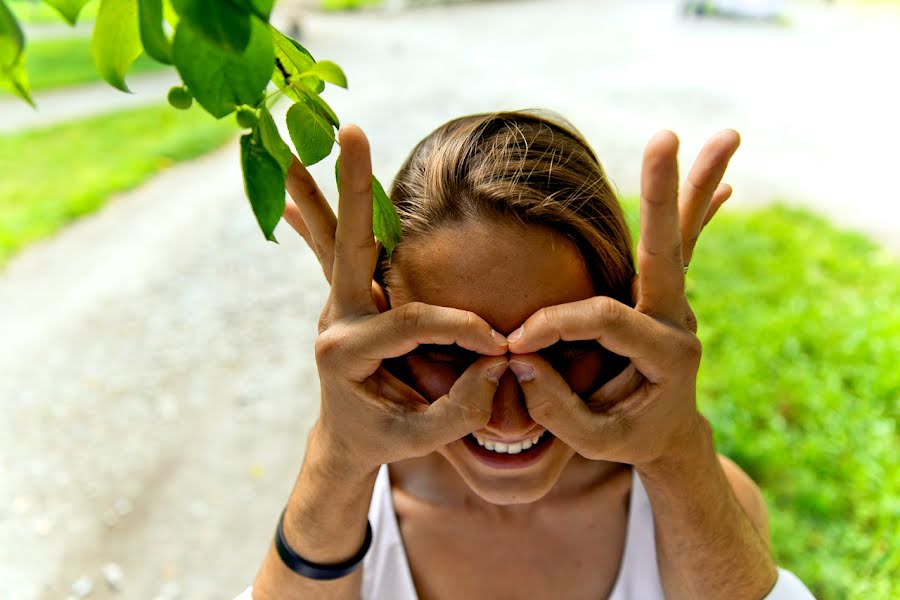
xmin=1 ymin=0 xmax=898 ymax=598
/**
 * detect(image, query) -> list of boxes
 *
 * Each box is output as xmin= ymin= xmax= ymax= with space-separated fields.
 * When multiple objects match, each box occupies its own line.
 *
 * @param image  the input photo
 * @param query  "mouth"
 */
xmin=461 ymin=431 xmax=555 ymax=470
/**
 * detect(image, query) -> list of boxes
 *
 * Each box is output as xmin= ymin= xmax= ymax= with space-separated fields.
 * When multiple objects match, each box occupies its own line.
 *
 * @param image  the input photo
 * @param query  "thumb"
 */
xmin=407 ymin=356 xmax=507 ymax=451
xmin=507 ymin=354 xmax=604 ymax=456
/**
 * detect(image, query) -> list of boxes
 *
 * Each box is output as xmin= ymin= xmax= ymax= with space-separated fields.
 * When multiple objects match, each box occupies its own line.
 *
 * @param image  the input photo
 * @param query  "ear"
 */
xmin=372 ymin=280 xmax=389 ymax=313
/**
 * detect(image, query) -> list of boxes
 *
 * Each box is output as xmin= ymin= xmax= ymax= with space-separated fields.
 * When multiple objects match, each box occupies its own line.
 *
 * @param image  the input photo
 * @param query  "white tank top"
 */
xmin=360 ymin=463 xmax=665 ymax=600
xmin=233 ymin=465 xmax=816 ymax=599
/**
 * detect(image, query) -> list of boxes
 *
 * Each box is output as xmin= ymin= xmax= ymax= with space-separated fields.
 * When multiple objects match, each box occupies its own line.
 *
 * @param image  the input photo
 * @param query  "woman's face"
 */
xmin=384 ymin=218 xmax=628 ymax=505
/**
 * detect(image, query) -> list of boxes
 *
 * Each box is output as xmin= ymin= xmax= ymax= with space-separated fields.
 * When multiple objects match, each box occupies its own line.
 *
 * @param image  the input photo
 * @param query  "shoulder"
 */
xmin=717 ymin=454 xmax=770 ymax=547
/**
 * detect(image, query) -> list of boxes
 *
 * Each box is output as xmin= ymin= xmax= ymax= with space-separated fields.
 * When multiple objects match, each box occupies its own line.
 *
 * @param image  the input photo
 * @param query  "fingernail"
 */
xmin=507 ymin=326 xmax=524 ymax=344
xmin=485 ymin=361 xmax=508 ymax=384
xmin=490 ymin=329 xmax=508 ymax=346
xmin=508 ymin=360 xmax=535 ymax=383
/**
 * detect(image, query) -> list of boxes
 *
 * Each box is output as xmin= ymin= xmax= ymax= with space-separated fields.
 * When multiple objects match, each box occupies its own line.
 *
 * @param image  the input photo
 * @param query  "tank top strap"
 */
xmin=607 ymin=467 xmax=666 ymax=600
xmin=361 ymin=464 xmax=420 ymax=600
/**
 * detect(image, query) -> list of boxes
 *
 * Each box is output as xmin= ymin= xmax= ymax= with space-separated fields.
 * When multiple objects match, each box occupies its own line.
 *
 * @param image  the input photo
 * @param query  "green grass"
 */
xmin=621 ymin=200 xmax=899 ymax=599
xmin=7 ymin=36 xmax=167 ymax=93
xmin=0 ymin=104 xmax=236 ymax=267
xmin=9 ymin=0 xmax=98 ymax=24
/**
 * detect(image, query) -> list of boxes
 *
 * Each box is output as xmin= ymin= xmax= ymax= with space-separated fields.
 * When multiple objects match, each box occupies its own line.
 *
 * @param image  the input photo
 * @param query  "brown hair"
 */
xmin=376 ymin=109 xmax=635 ymax=305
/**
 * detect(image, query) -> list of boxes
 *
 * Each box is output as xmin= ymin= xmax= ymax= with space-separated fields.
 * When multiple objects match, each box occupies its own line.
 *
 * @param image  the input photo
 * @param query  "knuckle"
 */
xmin=590 ymin=296 xmax=619 ymax=326
xmin=461 ymin=310 xmax=480 ymax=335
xmin=314 ymin=328 xmax=343 ymax=364
xmin=397 ymin=301 xmax=427 ymax=332
xmin=680 ymin=332 xmax=702 ymax=362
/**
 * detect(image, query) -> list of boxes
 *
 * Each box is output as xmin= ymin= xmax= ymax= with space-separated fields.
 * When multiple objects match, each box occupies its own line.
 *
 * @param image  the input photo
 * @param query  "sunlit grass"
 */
xmin=4 ymin=36 xmax=166 ymax=94
xmin=0 ymin=104 xmax=235 ymax=267
xmin=621 ymin=199 xmax=899 ymax=599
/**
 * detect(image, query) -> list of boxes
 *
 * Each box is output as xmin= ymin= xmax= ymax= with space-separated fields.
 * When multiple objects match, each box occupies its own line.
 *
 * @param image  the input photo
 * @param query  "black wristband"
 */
xmin=274 ymin=508 xmax=373 ymax=580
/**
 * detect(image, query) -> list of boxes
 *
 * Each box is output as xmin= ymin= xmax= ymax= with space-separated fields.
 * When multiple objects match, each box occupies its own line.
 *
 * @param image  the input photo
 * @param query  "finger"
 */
xmin=638 ymin=130 xmax=685 ymax=322
xmin=507 ymin=296 xmax=679 ymax=383
xmin=326 ymin=302 xmax=508 ymax=382
xmin=282 ymin=199 xmax=315 ymax=249
xmin=701 ymin=182 xmax=732 ymax=229
xmin=405 ymin=356 xmax=508 ymax=451
xmin=285 ymin=155 xmax=338 ymax=283
xmin=507 ymin=354 xmax=619 ymax=457
xmin=679 ymin=130 xmax=740 ymax=265
xmin=331 ymin=125 xmax=378 ymax=315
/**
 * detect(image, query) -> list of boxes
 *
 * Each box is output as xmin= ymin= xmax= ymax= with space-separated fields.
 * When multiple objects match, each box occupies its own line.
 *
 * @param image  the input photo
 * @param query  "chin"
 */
xmin=437 ymin=442 xmax=575 ymax=505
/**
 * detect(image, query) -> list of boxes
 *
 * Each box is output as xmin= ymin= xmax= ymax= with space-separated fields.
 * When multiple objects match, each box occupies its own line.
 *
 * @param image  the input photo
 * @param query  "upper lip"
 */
xmin=472 ymin=430 xmax=546 ymax=444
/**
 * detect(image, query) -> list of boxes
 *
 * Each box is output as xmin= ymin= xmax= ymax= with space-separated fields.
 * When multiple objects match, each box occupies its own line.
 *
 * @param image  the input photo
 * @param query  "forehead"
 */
xmin=386 ymin=219 xmax=596 ymax=334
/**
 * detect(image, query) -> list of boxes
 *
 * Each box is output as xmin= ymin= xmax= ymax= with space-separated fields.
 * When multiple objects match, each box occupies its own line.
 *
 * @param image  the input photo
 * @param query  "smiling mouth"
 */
xmin=461 ymin=431 xmax=555 ymax=469
xmin=470 ymin=430 xmax=549 ymax=454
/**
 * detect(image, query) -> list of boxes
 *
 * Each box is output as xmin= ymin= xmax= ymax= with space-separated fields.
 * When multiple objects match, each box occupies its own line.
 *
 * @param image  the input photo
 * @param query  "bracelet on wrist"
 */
xmin=274 ymin=508 xmax=373 ymax=580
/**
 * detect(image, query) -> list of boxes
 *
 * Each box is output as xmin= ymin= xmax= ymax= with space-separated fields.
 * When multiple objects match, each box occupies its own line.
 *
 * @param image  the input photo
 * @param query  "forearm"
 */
xmin=636 ymin=413 xmax=778 ymax=600
xmin=251 ymin=422 xmax=379 ymax=600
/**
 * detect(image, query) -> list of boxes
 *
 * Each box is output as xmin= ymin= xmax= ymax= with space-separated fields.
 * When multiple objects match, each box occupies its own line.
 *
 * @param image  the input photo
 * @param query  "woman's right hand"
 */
xmin=311 ymin=125 xmax=510 ymax=474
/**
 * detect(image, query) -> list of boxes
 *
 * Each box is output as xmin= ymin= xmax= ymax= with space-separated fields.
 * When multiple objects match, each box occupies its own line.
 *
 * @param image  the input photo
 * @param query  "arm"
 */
xmin=249 ymin=424 xmax=379 ymax=600
xmin=718 ymin=453 xmax=770 ymax=549
xmin=638 ymin=415 xmax=777 ymax=600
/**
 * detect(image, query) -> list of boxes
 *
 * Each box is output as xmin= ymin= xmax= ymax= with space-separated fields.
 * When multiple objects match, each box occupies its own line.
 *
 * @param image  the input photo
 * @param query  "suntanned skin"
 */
xmin=251 ymin=124 xmax=775 ymax=600
xmin=383 ymin=220 xmax=772 ymax=600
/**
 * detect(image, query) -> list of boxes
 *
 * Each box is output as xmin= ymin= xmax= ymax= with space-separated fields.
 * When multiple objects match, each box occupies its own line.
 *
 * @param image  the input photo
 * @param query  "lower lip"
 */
xmin=461 ymin=432 xmax=555 ymax=470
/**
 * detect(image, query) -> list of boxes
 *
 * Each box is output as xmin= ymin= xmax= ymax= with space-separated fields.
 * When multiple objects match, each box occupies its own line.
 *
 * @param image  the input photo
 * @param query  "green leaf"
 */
xmin=285 ymin=97 xmax=335 ymax=166
xmin=173 ymin=16 xmax=274 ymax=118
xmin=92 ymin=0 xmax=143 ymax=92
xmin=271 ymin=27 xmax=314 ymax=101
xmin=258 ymin=106 xmax=292 ymax=174
xmin=43 ymin=0 xmax=93 ymax=25
xmin=302 ymin=60 xmax=346 ymax=88
xmin=303 ymin=89 xmax=339 ymax=128
xmin=296 ymin=73 xmax=324 ymax=95
xmin=138 ymin=0 xmax=172 ymax=64
xmin=372 ymin=175 xmax=401 ymax=256
xmin=0 ymin=0 xmax=32 ymax=105
xmin=240 ymin=130 xmax=284 ymax=242
xmin=334 ymin=153 xmax=341 ymax=189
xmin=171 ymin=0 xmax=250 ymax=53
xmin=235 ymin=0 xmax=274 ymax=20
xmin=334 ymin=159 xmax=403 ymax=256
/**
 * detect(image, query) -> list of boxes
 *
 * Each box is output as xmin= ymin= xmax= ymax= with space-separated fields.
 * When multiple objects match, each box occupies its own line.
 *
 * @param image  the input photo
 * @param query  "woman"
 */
xmin=235 ymin=110 xmax=816 ymax=599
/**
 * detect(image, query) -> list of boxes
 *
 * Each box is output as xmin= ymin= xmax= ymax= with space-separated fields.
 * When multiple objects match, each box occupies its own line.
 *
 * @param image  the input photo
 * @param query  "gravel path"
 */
xmin=3 ymin=1 xmax=898 ymax=599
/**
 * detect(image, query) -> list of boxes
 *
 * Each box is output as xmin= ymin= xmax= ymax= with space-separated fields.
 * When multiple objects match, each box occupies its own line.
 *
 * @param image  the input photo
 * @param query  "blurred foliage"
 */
xmin=0 ymin=104 xmax=234 ymax=267
xmin=0 ymin=35 xmax=165 ymax=92
xmin=320 ymin=0 xmax=383 ymax=11
xmin=622 ymin=199 xmax=899 ymax=599
xmin=8 ymin=0 xmax=98 ymax=23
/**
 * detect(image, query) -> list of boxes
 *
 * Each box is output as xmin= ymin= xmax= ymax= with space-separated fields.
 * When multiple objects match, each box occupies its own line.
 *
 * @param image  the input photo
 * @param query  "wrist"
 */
xmin=636 ymin=411 xmax=714 ymax=482
xmin=307 ymin=419 xmax=380 ymax=482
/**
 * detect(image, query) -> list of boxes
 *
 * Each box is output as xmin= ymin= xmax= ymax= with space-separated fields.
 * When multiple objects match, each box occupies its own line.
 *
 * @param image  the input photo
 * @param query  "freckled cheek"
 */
xmin=402 ymin=357 xmax=465 ymax=403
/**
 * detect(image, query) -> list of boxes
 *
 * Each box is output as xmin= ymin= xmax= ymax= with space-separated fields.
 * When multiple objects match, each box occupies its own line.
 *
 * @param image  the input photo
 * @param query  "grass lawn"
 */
xmin=0 ymin=104 xmax=235 ymax=267
xmin=620 ymin=200 xmax=899 ymax=599
xmin=5 ymin=36 xmax=167 ymax=94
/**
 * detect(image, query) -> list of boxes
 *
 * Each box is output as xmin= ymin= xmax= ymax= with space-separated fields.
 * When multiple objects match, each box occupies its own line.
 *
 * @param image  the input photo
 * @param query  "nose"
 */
xmin=481 ymin=367 xmax=538 ymax=440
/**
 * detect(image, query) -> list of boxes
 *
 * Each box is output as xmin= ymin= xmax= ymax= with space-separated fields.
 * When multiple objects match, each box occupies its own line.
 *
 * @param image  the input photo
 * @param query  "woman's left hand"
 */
xmin=505 ymin=130 xmax=710 ymax=467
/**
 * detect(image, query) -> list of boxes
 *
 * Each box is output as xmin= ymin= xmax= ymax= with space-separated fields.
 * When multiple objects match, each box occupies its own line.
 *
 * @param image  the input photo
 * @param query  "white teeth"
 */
xmin=472 ymin=431 xmax=547 ymax=454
